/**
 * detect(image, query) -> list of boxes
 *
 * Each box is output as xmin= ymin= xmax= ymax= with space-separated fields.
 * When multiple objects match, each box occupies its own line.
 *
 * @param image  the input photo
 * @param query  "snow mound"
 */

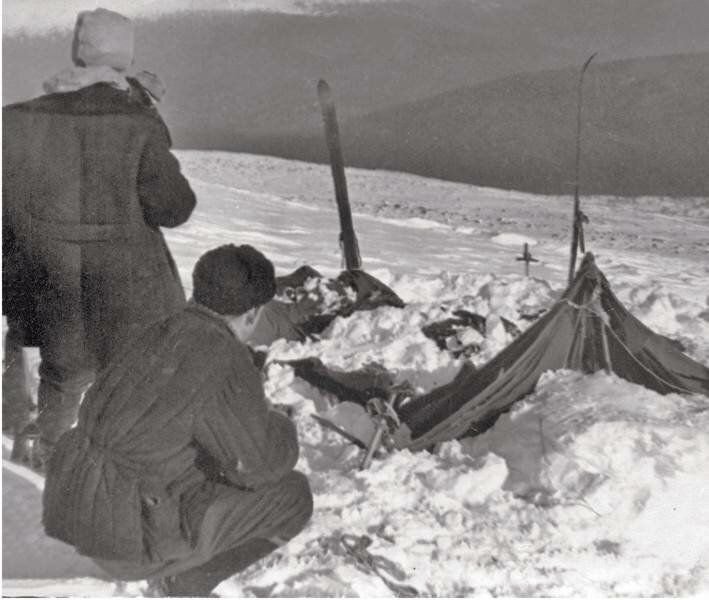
xmin=462 ymin=370 xmax=709 ymax=595
xmin=615 ymin=281 xmax=709 ymax=363
xmin=491 ymin=233 xmax=538 ymax=247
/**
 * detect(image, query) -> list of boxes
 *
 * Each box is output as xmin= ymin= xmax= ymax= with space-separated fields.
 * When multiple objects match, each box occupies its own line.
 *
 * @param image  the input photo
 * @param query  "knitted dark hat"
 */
xmin=192 ymin=244 xmax=276 ymax=316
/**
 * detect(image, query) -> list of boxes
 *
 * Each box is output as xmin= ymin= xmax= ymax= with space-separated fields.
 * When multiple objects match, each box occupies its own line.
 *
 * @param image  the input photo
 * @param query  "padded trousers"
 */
xmin=95 ymin=470 xmax=313 ymax=596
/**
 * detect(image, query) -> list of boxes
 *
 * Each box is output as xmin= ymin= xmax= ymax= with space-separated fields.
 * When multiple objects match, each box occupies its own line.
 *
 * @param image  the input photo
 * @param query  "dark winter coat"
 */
xmin=2 ymin=83 xmax=195 ymax=358
xmin=42 ymin=303 xmax=300 ymax=564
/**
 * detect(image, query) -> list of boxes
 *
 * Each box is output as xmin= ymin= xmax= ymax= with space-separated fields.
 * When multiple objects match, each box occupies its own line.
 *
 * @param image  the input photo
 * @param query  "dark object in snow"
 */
xmin=394 ymin=253 xmax=709 ymax=451
xmin=248 ymin=267 xmax=405 ymax=346
xmin=287 ymin=357 xmax=399 ymax=407
xmin=421 ymin=309 xmax=487 ymax=357
xmin=500 ymin=316 xmax=522 ymax=338
xmin=421 ymin=310 xmax=524 ymax=358
xmin=519 ymin=309 xmax=547 ymax=322
xmin=338 ymin=269 xmax=405 ymax=311
xmin=276 ymin=265 xmax=323 ymax=297
xmin=594 ymin=539 xmax=622 ymax=557
xmin=340 ymin=533 xmax=420 ymax=597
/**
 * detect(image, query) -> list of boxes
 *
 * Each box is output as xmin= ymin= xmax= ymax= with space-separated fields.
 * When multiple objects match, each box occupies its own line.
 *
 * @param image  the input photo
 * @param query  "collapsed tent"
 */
xmin=288 ymin=358 xmax=402 ymax=406
xmin=289 ymin=253 xmax=709 ymax=452
xmin=421 ymin=310 xmax=522 ymax=358
xmin=247 ymin=267 xmax=405 ymax=347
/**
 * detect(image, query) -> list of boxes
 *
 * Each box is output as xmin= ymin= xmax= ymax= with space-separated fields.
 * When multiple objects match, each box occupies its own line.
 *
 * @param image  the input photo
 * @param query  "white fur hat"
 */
xmin=72 ymin=8 xmax=135 ymax=71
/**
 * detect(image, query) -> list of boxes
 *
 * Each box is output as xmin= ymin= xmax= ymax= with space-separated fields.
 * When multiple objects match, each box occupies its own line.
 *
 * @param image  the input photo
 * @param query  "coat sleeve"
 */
xmin=193 ymin=345 xmax=300 ymax=490
xmin=137 ymin=119 xmax=197 ymax=228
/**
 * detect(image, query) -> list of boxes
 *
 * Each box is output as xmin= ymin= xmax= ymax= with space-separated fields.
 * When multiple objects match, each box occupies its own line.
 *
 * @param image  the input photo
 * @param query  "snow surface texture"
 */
xmin=2 ymin=152 xmax=708 ymax=597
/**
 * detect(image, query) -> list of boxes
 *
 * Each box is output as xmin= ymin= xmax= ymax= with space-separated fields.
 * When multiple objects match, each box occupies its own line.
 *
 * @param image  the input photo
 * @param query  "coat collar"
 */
xmin=186 ymin=300 xmax=236 ymax=336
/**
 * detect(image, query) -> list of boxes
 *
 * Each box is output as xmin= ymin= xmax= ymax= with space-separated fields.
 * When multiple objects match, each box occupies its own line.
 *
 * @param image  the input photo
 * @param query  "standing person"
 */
xmin=2 ymin=8 xmax=196 ymax=465
xmin=42 ymin=244 xmax=313 ymax=597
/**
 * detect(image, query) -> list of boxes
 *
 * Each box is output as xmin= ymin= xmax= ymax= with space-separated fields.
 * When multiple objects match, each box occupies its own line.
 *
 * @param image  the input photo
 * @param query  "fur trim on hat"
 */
xmin=42 ymin=66 xmax=167 ymax=102
xmin=43 ymin=65 xmax=130 ymax=95
xmin=73 ymin=8 xmax=134 ymax=70
xmin=192 ymin=245 xmax=276 ymax=316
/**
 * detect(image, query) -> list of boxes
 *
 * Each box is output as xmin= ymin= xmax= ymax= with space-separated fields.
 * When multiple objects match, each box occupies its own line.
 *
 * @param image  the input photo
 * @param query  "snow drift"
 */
xmin=3 ymin=152 xmax=708 ymax=596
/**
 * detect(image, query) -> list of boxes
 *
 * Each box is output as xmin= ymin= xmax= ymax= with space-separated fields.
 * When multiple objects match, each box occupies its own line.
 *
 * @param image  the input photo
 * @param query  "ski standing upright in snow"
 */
xmin=567 ymin=52 xmax=597 ymax=286
xmin=317 ymin=79 xmax=363 ymax=271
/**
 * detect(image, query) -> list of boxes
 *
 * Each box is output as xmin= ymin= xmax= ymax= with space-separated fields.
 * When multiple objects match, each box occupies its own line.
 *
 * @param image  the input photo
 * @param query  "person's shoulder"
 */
xmin=2 ymin=96 xmax=45 ymax=119
xmin=3 ymin=84 xmax=163 ymax=124
xmin=123 ymin=307 xmax=235 ymax=379
xmin=182 ymin=304 xmax=242 ymax=350
xmin=184 ymin=304 xmax=258 ymax=368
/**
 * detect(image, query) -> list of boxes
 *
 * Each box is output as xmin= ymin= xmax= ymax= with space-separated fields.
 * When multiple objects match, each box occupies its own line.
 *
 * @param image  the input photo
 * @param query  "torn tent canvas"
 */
xmin=394 ymin=253 xmax=709 ymax=451
xmin=289 ymin=253 xmax=708 ymax=451
xmin=248 ymin=267 xmax=405 ymax=347
xmin=288 ymin=357 xmax=399 ymax=407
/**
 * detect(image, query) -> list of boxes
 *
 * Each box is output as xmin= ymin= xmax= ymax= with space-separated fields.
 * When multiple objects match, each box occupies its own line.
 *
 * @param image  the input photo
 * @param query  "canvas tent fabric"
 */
xmin=289 ymin=253 xmax=708 ymax=452
xmin=393 ymin=253 xmax=709 ymax=451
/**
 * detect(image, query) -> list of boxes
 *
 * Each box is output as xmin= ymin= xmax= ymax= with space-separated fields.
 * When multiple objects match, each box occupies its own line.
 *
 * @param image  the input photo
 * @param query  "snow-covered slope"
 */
xmin=3 ymin=152 xmax=708 ymax=596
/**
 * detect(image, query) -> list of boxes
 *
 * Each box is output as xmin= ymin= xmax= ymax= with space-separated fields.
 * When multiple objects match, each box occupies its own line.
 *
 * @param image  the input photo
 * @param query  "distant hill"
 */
xmin=4 ymin=0 xmax=709 ymax=195
xmin=270 ymin=52 xmax=709 ymax=196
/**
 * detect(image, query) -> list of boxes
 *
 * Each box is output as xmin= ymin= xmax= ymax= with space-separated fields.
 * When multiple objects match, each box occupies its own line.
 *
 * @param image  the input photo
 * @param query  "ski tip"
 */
xmin=582 ymin=52 xmax=598 ymax=71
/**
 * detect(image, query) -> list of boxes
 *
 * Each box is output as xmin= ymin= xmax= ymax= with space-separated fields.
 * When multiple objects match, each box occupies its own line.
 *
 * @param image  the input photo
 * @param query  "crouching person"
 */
xmin=42 ymin=244 xmax=313 ymax=597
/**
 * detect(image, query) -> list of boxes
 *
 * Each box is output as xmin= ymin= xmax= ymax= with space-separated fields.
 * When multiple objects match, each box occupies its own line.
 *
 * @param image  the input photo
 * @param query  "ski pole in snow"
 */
xmin=516 ymin=242 xmax=539 ymax=277
xmin=360 ymin=420 xmax=387 ymax=471
xmin=317 ymin=79 xmax=363 ymax=271
xmin=360 ymin=395 xmax=400 ymax=470
xmin=567 ymin=52 xmax=597 ymax=286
